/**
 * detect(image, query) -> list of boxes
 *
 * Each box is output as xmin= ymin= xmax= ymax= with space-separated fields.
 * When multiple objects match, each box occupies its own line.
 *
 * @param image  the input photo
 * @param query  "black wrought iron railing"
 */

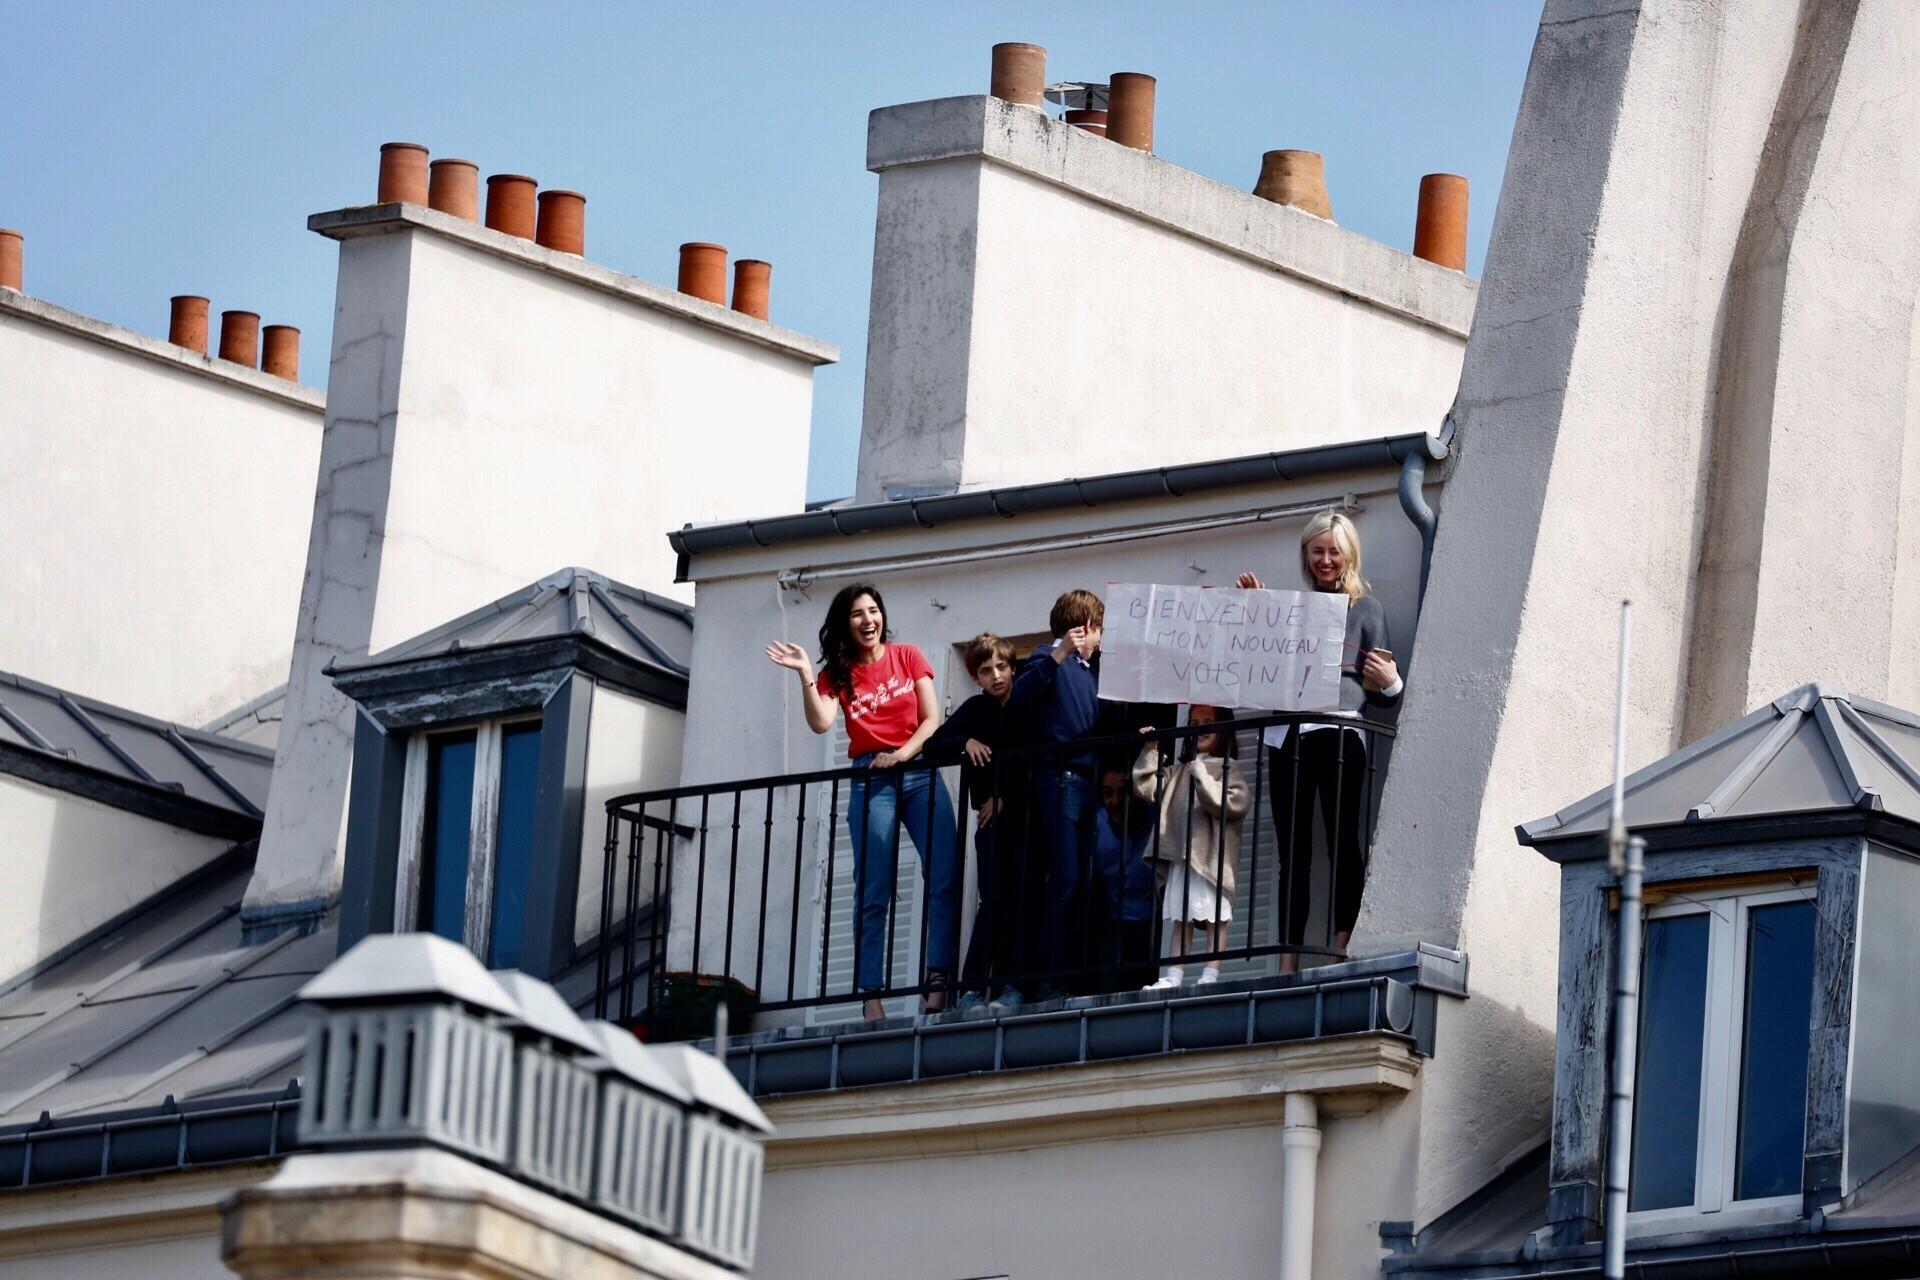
xmin=593 ymin=711 xmax=1392 ymax=1026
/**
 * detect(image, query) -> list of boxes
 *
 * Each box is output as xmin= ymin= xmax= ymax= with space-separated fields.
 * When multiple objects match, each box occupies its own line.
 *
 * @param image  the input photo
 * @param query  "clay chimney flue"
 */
xmin=990 ymin=43 xmax=1047 ymax=107
xmin=1254 ymin=150 xmax=1334 ymax=221
xmin=428 ymin=159 xmax=479 ymax=221
xmin=218 ymin=310 xmax=260 ymax=368
xmin=732 ymin=259 xmax=771 ymax=320
xmin=535 ymin=190 xmax=586 ymax=255
xmin=1413 ymin=173 xmax=1469 ymax=271
xmin=262 ymin=325 xmax=300 ymax=380
xmin=377 ymin=142 xmax=430 ymax=205
xmin=678 ymin=242 xmax=728 ymax=306
xmin=169 ymin=295 xmax=210 ymax=354
xmin=1107 ymin=73 xmax=1156 ymax=151
xmin=0 ymin=230 xmax=21 ymax=292
xmin=485 ymin=174 xmax=538 ymax=240
xmin=1065 ymin=109 xmax=1108 ymax=137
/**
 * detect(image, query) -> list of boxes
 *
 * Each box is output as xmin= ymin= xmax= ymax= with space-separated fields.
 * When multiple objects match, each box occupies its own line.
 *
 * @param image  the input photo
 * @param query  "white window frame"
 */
xmin=1628 ymin=881 xmax=1817 ymax=1234
xmin=393 ymin=716 xmax=541 ymax=962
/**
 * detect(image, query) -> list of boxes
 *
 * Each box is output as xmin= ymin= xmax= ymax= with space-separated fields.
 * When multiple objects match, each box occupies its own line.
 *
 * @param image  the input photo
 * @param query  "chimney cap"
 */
xmin=538 ymin=188 xmax=586 ymax=200
xmin=487 ymin=172 xmax=537 ymax=184
xmin=170 ymin=293 xmax=210 ymax=304
xmin=0 ymin=228 xmax=21 ymax=237
xmin=220 ymin=308 xmax=261 ymax=321
xmin=379 ymin=140 xmax=428 ymax=153
xmin=431 ymin=156 xmax=479 ymax=168
xmin=680 ymin=240 xmax=727 ymax=253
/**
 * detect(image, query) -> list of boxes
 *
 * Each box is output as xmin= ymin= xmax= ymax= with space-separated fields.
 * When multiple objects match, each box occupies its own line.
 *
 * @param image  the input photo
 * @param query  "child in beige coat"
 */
xmin=1132 ymin=705 xmax=1251 ymax=989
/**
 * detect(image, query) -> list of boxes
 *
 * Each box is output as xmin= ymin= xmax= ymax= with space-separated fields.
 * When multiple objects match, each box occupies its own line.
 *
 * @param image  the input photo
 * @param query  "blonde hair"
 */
xmin=1300 ymin=511 xmax=1367 ymax=601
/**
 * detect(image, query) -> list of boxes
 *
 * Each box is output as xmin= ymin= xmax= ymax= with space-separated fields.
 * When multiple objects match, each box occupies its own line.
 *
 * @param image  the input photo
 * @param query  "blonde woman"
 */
xmin=1237 ymin=511 xmax=1401 ymax=972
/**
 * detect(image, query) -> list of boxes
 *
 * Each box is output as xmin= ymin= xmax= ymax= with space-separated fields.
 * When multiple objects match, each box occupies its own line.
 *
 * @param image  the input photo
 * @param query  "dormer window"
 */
xmin=331 ymin=569 xmax=693 ymax=979
xmin=1629 ymin=880 xmax=1816 ymax=1222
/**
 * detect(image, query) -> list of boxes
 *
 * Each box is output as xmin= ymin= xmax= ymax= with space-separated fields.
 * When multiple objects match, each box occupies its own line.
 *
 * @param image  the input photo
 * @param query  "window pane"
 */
xmin=1735 ymin=899 xmax=1814 ymax=1201
xmin=1630 ymin=913 xmax=1710 ymax=1211
xmin=419 ymin=733 xmax=477 ymax=943
xmin=487 ymin=722 xmax=543 ymax=969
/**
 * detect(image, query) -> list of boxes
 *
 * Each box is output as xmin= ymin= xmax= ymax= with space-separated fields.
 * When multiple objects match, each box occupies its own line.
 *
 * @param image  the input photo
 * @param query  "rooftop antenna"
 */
xmin=713 ymin=999 xmax=729 ymax=1068
xmin=1602 ymin=600 xmax=1646 ymax=1280
xmin=1043 ymin=81 xmax=1109 ymax=114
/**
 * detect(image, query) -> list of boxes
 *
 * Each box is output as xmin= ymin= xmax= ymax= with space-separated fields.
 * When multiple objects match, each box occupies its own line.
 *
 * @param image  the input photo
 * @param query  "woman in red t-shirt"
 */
xmin=767 ymin=583 xmax=960 ymax=1019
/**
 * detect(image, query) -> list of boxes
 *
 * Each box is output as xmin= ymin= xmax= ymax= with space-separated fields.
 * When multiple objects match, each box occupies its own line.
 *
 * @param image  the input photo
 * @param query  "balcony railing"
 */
xmin=593 ymin=711 xmax=1392 ymax=1028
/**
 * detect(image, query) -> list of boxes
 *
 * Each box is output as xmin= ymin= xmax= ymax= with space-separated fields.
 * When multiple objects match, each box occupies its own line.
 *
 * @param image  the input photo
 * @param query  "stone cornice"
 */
xmin=763 ymin=1033 xmax=1420 ymax=1170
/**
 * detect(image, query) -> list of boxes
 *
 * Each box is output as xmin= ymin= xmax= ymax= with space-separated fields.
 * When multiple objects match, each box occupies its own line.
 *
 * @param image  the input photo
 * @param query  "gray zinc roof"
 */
xmin=1520 ymin=683 xmax=1920 ymax=852
xmin=331 ymin=566 xmax=692 ymax=680
xmin=667 ymin=431 xmax=1445 ymax=562
xmin=0 ymin=671 xmax=273 ymax=837
xmin=0 ymin=852 xmax=329 ymax=1125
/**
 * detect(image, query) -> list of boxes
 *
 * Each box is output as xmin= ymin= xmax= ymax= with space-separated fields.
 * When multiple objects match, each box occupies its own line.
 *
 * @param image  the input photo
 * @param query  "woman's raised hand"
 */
xmin=765 ymin=641 xmax=813 ymax=677
xmin=1235 ymin=571 xmax=1264 ymax=589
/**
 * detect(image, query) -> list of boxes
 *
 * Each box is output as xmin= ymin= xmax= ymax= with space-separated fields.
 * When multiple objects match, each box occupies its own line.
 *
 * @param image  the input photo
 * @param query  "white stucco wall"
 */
xmin=0 ymin=1163 xmax=267 ymax=1280
xmin=0 ymin=295 xmax=323 ymax=726
xmin=575 ymin=684 xmax=686 ymax=946
xmin=1354 ymin=0 xmax=1920 ymax=1232
xmin=248 ymin=206 xmax=836 ymax=920
xmin=0 ymin=774 xmax=232 ymax=981
xmin=856 ymin=97 xmax=1475 ymax=501
xmin=674 ymin=465 xmax=1430 ymax=995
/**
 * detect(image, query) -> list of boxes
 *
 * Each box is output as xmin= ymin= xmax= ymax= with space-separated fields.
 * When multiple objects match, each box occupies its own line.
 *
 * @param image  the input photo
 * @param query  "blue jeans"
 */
xmin=847 ymin=756 xmax=961 ymax=993
xmin=1032 ymin=769 xmax=1098 ymax=982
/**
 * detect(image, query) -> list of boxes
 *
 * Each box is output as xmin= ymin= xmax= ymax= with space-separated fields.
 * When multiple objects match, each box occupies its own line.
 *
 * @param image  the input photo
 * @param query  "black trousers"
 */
xmin=1267 ymin=728 xmax=1370 ymax=946
xmin=959 ymin=815 xmax=1039 ymax=991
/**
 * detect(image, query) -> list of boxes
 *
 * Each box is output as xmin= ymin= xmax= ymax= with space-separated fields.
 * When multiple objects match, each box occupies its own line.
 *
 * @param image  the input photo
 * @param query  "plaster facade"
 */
xmin=0 ymin=773 xmax=232 ymax=981
xmin=575 ymin=683 xmax=687 ymax=946
xmin=1355 ymin=0 xmax=1920 ymax=1233
xmin=0 ymin=293 xmax=323 ymax=726
xmin=247 ymin=207 xmax=836 ymax=923
xmin=855 ymin=96 xmax=1475 ymax=501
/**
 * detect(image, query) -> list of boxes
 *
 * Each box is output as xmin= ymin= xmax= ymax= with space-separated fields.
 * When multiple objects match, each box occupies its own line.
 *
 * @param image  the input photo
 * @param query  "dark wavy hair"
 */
xmin=817 ymin=583 xmax=892 ymax=701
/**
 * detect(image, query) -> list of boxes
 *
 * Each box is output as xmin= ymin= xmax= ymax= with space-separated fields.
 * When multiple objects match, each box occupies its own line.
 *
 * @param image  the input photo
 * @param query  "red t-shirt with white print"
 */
xmin=817 ymin=644 xmax=935 ymax=758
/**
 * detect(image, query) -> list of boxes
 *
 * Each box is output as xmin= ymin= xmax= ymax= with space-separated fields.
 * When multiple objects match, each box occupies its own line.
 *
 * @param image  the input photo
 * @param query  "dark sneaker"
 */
xmin=989 ymin=986 xmax=1025 ymax=1011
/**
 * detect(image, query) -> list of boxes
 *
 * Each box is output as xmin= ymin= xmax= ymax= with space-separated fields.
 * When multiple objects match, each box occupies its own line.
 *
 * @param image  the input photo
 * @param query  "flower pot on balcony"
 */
xmin=640 ymin=971 xmax=758 ymax=1043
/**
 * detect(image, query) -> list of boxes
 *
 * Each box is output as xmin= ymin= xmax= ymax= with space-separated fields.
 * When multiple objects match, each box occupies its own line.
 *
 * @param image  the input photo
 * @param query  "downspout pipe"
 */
xmin=1279 ymin=1093 xmax=1322 ymax=1280
xmin=1398 ymin=447 xmax=1438 ymax=606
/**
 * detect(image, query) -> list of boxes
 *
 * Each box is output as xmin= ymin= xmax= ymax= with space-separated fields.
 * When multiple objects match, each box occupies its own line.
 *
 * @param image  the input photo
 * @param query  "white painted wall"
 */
xmin=675 ymin=467 xmax=1429 ymax=994
xmin=0 ymin=295 xmax=323 ymax=726
xmin=1356 ymin=0 xmax=1920 ymax=1232
xmin=856 ymin=97 xmax=1474 ymax=501
xmin=248 ymin=208 xmax=835 ymax=922
xmin=575 ymin=684 xmax=686 ymax=946
xmin=0 ymin=773 xmax=231 ymax=983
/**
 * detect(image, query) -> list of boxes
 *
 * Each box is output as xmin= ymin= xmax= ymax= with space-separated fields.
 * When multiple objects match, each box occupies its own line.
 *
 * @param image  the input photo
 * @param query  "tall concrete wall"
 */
xmin=245 ymin=206 xmax=835 ymax=926
xmin=1355 ymin=0 xmax=1920 ymax=1231
xmin=856 ymin=97 xmax=1475 ymax=501
xmin=0 ymin=294 xmax=323 ymax=725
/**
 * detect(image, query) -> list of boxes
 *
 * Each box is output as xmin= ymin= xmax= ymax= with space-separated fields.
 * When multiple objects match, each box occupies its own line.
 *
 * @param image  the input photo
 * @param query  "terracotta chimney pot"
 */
xmin=485 ymin=174 xmax=538 ymax=240
xmin=377 ymin=142 xmax=430 ymax=205
xmin=168 ymin=295 xmax=210 ymax=354
xmin=0 ymin=229 xmax=20 ymax=292
xmin=678 ymin=242 xmax=727 ymax=306
xmin=535 ymin=189 xmax=586 ymax=255
xmin=990 ymin=43 xmax=1047 ymax=107
xmin=218 ymin=310 xmax=260 ymax=368
xmin=428 ymin=159 xmax=480 ymax=221
xmin=1065 ymin=109 xmax=1108 ymax=137
xmin=1254 ymin=150 xmax=1335 ymax=221
xmin=1107 ymin=73 xmax=1156 ymax=151
xmin=731 ymin=259 xmax=771 ymax=321
xmin=1413 ymin=173 xmax=1469 ymax=271
xmin=261 ymin=325 xmax=300 ymax=380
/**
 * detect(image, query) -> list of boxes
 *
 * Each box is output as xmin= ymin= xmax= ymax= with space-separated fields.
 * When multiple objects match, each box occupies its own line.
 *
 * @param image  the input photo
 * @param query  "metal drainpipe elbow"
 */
xmin=1398 ymin=447 xmax=1438 ymax=606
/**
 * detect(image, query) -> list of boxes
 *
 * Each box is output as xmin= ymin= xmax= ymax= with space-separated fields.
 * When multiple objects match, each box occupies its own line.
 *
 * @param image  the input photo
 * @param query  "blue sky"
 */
xmin=4 ymin=2 xmax=1542 ymax=501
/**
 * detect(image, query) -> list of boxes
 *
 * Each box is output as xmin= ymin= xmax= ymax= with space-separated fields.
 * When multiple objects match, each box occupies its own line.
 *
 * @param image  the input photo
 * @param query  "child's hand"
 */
xmin=1052 ymin=627 xmax=1088 ymax=663
xmin=977 ymin=796 xmax=1002 ymax=827
xmin=964 ymin=738 xmax=993 ymax=766
xmin=1236 ymin=571 xmax=1264 ymax=589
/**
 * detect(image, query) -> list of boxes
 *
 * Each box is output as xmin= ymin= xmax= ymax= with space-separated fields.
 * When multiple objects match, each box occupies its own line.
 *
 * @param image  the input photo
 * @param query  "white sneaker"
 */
xmin=1143 ymin=967 xmax=1185 ymax=991
xmin=1194 ymin=967 xmax=1221 ymax=986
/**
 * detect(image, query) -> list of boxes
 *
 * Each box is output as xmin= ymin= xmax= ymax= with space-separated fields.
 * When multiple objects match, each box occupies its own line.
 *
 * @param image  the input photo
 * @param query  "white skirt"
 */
xmin=1163 ymin=866 xmax=1233 ymax=923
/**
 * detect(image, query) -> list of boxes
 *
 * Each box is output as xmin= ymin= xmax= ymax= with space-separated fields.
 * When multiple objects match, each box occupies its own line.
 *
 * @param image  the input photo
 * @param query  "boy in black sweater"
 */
xmin=926 ymin=634 xmax=1031 ymax=1011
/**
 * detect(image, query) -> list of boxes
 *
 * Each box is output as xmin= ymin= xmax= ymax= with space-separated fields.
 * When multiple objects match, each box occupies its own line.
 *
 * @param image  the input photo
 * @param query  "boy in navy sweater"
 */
xmin=1010 ymin=589 xmax=1104 ymax=997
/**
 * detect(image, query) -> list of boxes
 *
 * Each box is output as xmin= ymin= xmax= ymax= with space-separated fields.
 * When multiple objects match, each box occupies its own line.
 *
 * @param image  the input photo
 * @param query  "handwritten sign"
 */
xmin=1098 ymin=583 xmax=1348 ymax=710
